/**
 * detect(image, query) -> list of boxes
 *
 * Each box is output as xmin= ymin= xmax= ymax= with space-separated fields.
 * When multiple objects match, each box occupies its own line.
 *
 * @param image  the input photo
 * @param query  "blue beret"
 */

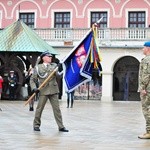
xmin=40 ymin=51 xmax=52 ymax=58
xmin=144 ymin=41 xmax=150 ymax=47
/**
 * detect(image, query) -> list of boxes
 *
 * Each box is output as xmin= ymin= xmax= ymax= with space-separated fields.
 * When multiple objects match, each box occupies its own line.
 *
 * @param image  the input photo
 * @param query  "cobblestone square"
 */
xmin=0 ymin=100 xmax=150 ymax=150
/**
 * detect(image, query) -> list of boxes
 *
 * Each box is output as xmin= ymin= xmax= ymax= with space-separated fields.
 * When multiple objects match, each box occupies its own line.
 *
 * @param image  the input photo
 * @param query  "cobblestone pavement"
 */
xmin=0 ymin=100 xmax=150 ymax=150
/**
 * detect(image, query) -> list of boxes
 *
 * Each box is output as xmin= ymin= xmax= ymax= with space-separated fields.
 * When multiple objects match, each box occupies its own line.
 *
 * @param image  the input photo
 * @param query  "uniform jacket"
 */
xmin=8 ymin=75 xmax=17 ymax=87
xmin=30 ymin=63 xmax=59 ymax=95
xmin=138 ymin=55 xmax=150 ymax=92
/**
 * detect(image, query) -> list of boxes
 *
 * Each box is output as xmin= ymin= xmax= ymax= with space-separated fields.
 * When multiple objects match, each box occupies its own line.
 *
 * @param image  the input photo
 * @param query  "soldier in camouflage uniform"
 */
xmin=138 ymin=41 xmax=150 ymax=139
xmin=30 ymin=51 xmax=69 ymax=132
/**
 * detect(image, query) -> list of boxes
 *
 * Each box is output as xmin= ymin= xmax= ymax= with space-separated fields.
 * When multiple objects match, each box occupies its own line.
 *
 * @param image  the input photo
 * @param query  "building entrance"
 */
xmin=0 ymin=52 xmax=39 ymax=100
xmin=113 ymin=56 xmax=140 ymax=101
xmin=0 ymin=52 xmax=62 ymax=100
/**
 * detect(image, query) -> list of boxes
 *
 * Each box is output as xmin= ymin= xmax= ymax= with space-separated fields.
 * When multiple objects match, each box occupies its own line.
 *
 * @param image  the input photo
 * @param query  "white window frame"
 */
xmin=16 ymin=9 xmax=37 ymax=28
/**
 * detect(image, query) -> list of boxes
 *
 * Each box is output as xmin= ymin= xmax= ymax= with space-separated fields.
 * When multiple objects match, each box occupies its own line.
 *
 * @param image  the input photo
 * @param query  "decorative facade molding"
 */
xmin=115 ymin=0 xmax=121 ymax=3
xmin=78 ymin=0 xmax=83 ymax=4
xmin=7 ymin=1 xmax=13 ymax=6
xmin=105 ymin=0 xmax=130 ymax=18
xmin=42 ymin=0 xmax=47 ymax=5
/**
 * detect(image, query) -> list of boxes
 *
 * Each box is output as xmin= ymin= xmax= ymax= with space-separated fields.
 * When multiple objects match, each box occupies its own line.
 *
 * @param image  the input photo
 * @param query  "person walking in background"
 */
xmin=25 ymin=67 xmax=35 ymax=111
xmin=8 ymin=71 xmax=18 ymax=100
xmin=0 ymin=75 xmax=3 ymax=111
xmin=30 ymin=51 xmax=69 ymax=132
xmin=138 ymin=41 xmax=150 ymax=139
xmin=0 ymin=75 xmax=3 ymax=100
xmin=66 ymin=90 xmax=75 ymax=108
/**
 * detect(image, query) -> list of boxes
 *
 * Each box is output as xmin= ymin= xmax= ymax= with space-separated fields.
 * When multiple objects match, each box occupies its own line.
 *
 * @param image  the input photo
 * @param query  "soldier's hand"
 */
xmin=141 ymin=90 xmax=147 ymax=95
xmin=58 ymin=63 xmax=63 ymax=72
xmin=32 ymin=88 xmax=40 ymax=94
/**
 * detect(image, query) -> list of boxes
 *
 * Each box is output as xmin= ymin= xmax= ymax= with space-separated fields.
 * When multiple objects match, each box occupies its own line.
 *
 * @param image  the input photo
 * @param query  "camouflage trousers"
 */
xmin=140 ymin=92 xmax=150 ymax=133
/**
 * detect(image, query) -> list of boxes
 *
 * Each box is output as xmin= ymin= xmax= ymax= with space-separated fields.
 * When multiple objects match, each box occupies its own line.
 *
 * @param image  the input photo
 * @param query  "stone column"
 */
xmin=101 ymin=71 xmax=113 ymax=101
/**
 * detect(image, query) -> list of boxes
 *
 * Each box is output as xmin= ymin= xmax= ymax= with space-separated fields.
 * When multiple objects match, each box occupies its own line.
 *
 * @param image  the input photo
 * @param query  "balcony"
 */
xmin=34 ymin=28 xmax=150 ymax=48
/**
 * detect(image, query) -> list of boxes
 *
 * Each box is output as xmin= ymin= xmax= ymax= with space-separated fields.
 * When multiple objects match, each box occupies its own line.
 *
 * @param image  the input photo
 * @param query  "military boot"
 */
xmin=138 ymin=133 xmax=150 ymax=139
xmin=67 ymin=99 xmax=69 ymax=108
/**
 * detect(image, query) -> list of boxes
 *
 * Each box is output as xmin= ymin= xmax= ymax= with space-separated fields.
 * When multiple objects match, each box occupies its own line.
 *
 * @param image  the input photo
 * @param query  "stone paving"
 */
xmin=0 ymin=100 xmax=150 ymax=150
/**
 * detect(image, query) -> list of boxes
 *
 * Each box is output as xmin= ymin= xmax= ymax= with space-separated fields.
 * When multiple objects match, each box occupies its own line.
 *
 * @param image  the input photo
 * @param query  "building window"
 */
xmin=19 ymin=13 xmax=35 ymax=28
xmin=128 ymin=12 xmax=145 ymax=39
xmin=91 ymin=12 xmax=107 ymax=28
xmin=128 ymin=12 xmax=145 ymax=28
xmin=54 ymin=12 xmax=70 ymax=28
xmin=54 ymin=12 xmax=70 ymax=39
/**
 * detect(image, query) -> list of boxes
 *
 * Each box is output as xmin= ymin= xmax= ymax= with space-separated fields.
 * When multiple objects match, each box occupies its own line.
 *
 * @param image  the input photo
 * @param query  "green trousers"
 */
xmin=141 ymin=93 xmax=150 ymax=133
xmin=33 ymin=94 xmax=64 ymax=129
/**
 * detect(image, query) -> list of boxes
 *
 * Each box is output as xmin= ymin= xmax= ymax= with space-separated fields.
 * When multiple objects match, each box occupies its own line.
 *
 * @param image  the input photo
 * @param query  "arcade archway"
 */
xmin=113 ymin=56 xmax=140 ymax=101
xmin=0 ymin=52 xmax=39 ymax=100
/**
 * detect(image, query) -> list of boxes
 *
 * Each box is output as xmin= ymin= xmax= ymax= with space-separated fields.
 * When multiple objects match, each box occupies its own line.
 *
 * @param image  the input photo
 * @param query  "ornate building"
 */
xmin=0 ymin=0 xmax=149 ymax=100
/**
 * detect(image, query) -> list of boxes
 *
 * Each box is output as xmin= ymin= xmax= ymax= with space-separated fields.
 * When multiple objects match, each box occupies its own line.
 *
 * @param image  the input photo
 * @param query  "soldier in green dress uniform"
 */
xmin=30 ymin=51 xmax=69 ymax=132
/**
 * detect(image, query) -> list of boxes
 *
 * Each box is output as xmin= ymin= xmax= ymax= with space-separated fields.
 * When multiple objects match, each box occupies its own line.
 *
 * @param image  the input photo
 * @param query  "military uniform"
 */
xmin=8 ymin=71 xmax=18 ymax=100
xmin=138 ymin=53 xmax=150 ymax=139
xmin=30 ymin=62 xmax=65 ymax=130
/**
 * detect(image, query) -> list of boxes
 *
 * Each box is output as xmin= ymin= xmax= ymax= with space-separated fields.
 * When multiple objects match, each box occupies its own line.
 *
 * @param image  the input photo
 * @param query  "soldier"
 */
xmin=8 ymin=71 xmax=18 ymax=100
xmin=0 ymin=75 xmax=3 ymax=111
xmin=138 ymin=41 xmax=150 ymax=139
xmin=30 ymin=51 xmax=69 ymax=132
xmin=25 ymin=67 xmax=36 ymax=111
xmin=0 ymin=75 xmax=3 ymax=100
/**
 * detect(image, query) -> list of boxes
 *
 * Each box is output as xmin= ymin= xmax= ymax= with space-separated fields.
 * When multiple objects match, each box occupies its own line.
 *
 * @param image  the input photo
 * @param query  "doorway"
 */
xmin=113 ymin=56 xmax=140 ymax=101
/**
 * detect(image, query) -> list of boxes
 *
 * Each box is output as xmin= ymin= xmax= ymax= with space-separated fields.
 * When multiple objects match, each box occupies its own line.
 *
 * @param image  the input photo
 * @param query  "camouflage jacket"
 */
xmin=138 ymin=55 xmax=150 ymax=92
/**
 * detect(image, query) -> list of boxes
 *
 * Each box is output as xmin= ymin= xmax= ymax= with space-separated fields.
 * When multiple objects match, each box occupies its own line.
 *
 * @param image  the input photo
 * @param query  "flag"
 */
xmin=62 ymin=25 xmax=102 ymax=92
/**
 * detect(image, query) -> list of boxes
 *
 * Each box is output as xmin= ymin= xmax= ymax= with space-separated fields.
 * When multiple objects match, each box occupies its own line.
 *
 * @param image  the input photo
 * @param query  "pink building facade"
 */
xmin=0 ymin=0 xmax=149 ymax=101
xmin=0 ymin=0 xmax=150 ymax=28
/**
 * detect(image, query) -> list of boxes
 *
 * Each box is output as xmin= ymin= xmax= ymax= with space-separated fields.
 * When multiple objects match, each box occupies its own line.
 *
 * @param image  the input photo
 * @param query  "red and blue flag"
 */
xmin=62 ymin=25 xmax=102 ymax=92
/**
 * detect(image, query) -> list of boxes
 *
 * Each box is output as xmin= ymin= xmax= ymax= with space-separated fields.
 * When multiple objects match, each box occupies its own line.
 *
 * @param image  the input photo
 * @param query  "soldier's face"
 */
xmin=42 ymin=56 xmax=52 ymax=63
xmin=142 ymin=47 xmax=148 ymax=55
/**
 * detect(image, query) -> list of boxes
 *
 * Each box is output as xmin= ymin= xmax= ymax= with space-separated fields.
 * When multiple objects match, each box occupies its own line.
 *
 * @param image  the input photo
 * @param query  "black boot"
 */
xmin=70 ymin=99 xmax=74 ymax=108
xmin=67 ymin=99 xmax=69 ymax=108
xmin=29 ymin=107 xmax=34 ymax=111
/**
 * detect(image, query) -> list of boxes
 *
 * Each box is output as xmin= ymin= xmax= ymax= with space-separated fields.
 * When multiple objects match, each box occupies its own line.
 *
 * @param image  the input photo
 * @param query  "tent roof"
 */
xmin=0 ymin=20 xmax=58 ymax=54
